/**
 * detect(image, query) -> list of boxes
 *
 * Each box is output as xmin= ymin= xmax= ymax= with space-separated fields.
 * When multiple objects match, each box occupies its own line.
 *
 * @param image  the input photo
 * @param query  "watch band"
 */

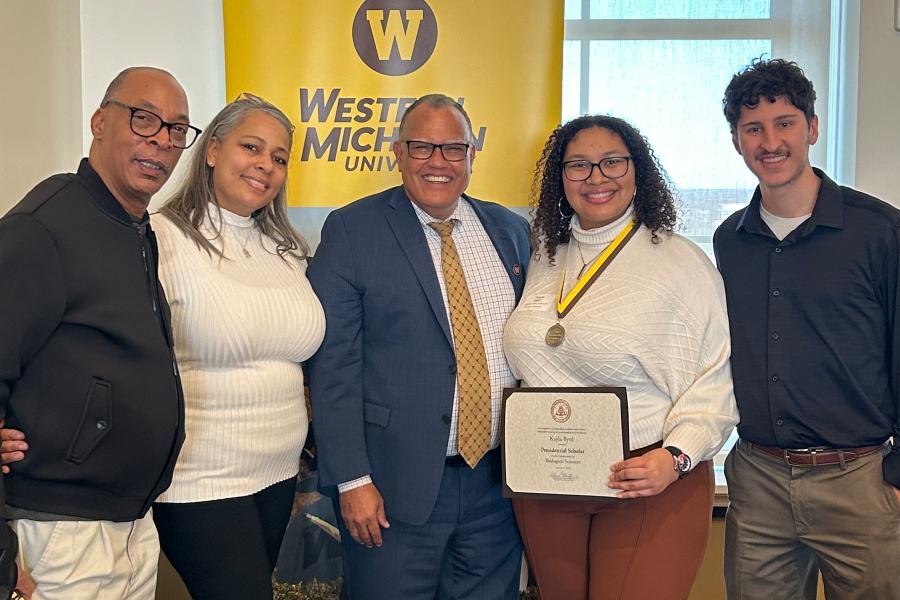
xmin=664 ymin=446 xmax=691 ymax=478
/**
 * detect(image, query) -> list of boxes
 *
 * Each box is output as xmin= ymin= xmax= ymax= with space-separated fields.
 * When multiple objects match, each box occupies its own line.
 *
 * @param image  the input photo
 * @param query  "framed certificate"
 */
xmin=501 ymin=387 xmax=629 ymax=500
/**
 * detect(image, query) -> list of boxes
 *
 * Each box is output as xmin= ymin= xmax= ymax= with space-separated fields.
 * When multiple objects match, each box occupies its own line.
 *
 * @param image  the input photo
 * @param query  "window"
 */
xmin=563 ymin=0 xmax=842 ymax=494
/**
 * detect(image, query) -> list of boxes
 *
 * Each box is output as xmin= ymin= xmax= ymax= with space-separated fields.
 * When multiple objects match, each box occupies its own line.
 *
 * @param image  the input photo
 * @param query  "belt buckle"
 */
xmin=786 ymin=446 xmax=829 ymax=467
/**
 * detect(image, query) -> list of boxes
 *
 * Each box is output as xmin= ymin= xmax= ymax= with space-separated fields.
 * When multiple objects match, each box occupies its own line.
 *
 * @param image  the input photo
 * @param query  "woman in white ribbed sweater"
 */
xmin=150 ymin=94 xmax=325 ymax=599
xmin=503 ymin=115 xmax=738 ymax=600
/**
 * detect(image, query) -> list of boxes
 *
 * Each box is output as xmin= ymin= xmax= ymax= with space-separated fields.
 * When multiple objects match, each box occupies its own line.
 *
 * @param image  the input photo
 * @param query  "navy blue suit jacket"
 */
xmin=307 ymin=186 xmax=530 ymax=525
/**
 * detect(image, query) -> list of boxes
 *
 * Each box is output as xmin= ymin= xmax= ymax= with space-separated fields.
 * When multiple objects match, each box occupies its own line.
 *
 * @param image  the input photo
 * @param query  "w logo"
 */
xmin=352 ymin=0 xmax=438 ymax=76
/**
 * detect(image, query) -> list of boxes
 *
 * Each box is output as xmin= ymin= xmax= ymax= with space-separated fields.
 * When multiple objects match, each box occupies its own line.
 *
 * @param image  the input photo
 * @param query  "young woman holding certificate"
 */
xmin=503 ymin=115 xmax=738 ymax=600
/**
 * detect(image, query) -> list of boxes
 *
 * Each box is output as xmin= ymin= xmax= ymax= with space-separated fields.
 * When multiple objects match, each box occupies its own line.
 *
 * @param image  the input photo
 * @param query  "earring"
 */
xmin=558 ymin=196 xmax=575 ymax=219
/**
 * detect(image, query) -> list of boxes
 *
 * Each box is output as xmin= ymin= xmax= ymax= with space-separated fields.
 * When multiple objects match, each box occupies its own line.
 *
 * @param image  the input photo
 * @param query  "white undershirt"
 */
xmin=759 ymin=203 xmax=812 ymax=241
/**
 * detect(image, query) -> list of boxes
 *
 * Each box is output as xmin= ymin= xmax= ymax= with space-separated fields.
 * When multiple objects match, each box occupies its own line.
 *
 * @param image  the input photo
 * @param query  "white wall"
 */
xmin=0 ymin=1 xmax=82 ymax=212
xmin=79 ymin=0 xmax=226 ymax=210
xmin=0 ymin=0 xmax=226 ymax=217
xmin=854 ymin=0 xmax=900 ymax=205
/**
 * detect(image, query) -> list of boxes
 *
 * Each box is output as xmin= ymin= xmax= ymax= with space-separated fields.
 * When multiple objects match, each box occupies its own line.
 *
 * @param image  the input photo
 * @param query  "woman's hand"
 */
xmin=0 ymin=420 xmax=27 ymax=474
xmin=608 ymin=448 xmax=678 ymax=498
xmin=14 ymin=567 xmax=36 ymax=599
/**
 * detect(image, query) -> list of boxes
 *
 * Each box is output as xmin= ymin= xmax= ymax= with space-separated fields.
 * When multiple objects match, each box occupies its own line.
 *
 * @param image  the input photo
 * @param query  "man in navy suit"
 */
xmin=307 ymin=94 xmax=529 ymax=599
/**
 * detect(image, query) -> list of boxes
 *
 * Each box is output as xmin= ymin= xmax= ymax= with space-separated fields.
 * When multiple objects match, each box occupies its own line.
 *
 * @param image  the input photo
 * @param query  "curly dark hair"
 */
xmin=530 ymin=115 xmax=676 ymax=263
xmin=723 ymin=57 xmax=816 ymax=134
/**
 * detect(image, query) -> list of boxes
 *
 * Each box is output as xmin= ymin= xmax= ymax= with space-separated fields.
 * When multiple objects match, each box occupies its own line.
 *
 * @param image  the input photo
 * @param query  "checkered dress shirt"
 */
xmin=338 ymin=197 xmax=517 ymax=492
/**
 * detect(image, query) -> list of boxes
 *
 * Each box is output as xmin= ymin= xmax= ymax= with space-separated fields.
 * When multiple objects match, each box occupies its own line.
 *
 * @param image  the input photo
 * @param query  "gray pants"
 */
xmin=724 ymin=439 xmax=900 ymax=600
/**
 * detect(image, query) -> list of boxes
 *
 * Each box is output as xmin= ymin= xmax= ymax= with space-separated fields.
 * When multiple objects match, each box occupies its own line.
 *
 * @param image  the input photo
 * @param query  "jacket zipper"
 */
xmin=133 ymin=222 xmax=182 ymax=514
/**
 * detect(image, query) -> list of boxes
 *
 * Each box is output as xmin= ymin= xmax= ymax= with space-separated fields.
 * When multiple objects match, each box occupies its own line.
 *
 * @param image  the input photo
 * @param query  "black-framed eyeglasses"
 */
xmin=562 ymin=157 xmax=632 ymax=181
xmin=104 ymin=99 xmax=202 ymax=149
xmin=403 ymin=140 xmax=471 ymax=162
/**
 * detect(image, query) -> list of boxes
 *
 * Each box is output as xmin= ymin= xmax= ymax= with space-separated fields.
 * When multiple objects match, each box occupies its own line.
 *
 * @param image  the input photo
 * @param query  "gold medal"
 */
xmin=545 ymin=323 xmax=566 ymax=347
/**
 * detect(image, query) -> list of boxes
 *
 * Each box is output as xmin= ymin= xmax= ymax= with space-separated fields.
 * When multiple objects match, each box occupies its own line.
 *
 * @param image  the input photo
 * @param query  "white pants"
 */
xmin=12 ymin=510 xmax=159 ymax=600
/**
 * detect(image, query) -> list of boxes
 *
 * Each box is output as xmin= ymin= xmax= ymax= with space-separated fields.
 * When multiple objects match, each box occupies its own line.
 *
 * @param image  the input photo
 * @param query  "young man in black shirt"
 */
xmin=714 ymin=57 xmax=900 ymax=600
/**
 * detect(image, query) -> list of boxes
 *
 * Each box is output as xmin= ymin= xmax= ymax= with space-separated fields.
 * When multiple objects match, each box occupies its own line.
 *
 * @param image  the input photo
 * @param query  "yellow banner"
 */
xmin=223 ymin=0 xmax=563 ymax=207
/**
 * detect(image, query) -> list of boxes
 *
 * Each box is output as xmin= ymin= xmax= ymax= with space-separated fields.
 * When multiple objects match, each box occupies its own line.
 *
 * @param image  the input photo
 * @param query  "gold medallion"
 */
xmin=545 ymin=323 xmax=565 ymax=347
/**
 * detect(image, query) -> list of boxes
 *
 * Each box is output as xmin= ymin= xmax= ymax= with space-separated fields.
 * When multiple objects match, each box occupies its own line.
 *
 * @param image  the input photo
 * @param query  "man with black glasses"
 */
xmin=0 ymin=67 xmax=197 ymax=599
xmin=715 ymin=57 xmax=900 ymax=599
xmin=307 ymin=94 xmax=530 ymax=599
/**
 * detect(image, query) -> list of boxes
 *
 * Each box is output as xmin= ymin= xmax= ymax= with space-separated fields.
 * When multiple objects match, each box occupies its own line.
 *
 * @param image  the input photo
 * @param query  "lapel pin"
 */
xmin=513 ymin=264 xmax=521 ymax=276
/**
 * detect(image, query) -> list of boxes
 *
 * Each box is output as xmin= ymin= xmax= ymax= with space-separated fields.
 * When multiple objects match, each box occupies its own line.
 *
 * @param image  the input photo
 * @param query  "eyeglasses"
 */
xmin=562 ymin=157 xmax=632 ymax=181
xmin=104 ymin=99 xmax=202 ymax=149
xmin=403 ymin=140 xmax=471 ymax=162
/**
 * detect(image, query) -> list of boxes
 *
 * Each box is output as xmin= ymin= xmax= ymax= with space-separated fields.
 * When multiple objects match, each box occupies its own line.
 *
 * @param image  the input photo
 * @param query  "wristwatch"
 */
xmin=664 ymin=446 xmax=691 ymax=479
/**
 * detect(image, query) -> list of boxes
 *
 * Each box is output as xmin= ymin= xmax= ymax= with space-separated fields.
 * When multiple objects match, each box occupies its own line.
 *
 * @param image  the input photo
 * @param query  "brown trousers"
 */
xmin=514 ymin=460 xmax=713 ymax=600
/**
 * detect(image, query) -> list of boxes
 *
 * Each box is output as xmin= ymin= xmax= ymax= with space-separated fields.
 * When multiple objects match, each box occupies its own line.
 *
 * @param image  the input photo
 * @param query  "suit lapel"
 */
xmin=468 ymin=196 xmax=526 ymax=302
xmin=383 ymin=188 xmax=454 ymax=345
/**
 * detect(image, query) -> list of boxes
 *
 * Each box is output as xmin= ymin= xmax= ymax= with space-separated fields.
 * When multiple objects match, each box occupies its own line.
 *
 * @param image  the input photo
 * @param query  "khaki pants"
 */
xmin=13 ymin=510 xmax=159 ymax=600
xmin=724 ymin=440 xmax=900 ymax=600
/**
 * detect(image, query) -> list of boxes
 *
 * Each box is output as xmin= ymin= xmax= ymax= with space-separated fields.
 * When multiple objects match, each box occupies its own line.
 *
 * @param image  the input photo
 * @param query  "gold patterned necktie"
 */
xmin=429 ymin=220 xmax=491 ymax=468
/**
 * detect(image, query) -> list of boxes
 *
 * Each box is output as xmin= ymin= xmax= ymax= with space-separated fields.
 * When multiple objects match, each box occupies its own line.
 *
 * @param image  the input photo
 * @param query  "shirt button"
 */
xmin=772 ymin=289 xmax=780 ymax=297
xmin=771 ymin=332 xmax=780 ymax=340
xmin=776 ymin=418 xmax=784 ymax=426
xmin=771 ymin=375 xmax=779 ymax=382
xmin=775 ymin=247 xmax=783 ymax=254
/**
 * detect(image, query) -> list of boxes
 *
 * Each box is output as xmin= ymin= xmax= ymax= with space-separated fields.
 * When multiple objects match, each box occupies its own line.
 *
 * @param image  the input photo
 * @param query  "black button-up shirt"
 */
xmin=714 ymin=168 xmax=900 ymax=486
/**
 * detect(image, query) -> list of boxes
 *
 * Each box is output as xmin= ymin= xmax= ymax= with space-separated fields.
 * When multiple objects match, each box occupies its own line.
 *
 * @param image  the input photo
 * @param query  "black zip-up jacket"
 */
xmin=0 ymin=158 xmax=185 ymax=521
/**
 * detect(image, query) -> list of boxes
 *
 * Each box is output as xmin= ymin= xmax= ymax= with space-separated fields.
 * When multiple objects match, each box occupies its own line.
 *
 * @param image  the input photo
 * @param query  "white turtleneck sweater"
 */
xmin=152 ymin=206 xmax=325 ymax=503
xmin=503 ymin=206 xmax=738 ymax=465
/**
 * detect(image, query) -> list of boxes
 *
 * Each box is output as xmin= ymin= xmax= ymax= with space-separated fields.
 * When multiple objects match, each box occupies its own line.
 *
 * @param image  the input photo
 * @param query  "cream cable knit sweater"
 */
xmin=503 ymin=209 xmax=738 ymax=465
xmin=153 ymin=207 xmax=325 ymax=502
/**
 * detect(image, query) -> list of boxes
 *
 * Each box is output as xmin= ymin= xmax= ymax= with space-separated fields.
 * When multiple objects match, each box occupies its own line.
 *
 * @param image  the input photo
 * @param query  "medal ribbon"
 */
xmin=556 ymin=220 xmax=638 ymax=319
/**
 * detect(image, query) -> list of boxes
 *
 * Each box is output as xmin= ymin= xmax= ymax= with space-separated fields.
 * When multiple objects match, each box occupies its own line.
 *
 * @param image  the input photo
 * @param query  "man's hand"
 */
xmin=339 ymin=483 xmax=390 ymax=548
xmin=0 ymin=420 xmax=27 ymax=474
xmin=608 ymin=448 xmax=679 ymax=499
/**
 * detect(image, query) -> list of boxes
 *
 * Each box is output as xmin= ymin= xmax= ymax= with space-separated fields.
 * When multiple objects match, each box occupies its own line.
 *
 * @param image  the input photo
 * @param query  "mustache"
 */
xmin=135 ymin=158 xmax=170 ymax=174
xmin=755 ymin=150 xmax=789 ymax=160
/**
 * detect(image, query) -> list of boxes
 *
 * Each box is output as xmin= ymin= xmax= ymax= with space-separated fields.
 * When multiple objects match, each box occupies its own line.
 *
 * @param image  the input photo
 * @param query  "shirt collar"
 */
xmin=735 ymin=167 xmax=844 ymax=240
xmin=411 ymin=196 xmax=474 ymax=230
xmin=205 ymin=202 xmax=255 ymax=229
xmin=570 ymin=203 xmax=635 ymax=247
xmin=77 ymin=157 xmax=148 ymax=226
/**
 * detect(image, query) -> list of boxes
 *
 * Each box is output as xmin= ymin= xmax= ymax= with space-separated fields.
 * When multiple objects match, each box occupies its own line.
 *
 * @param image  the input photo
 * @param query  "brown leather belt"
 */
xmin=750 ymin=442 xmax=887 ymax=467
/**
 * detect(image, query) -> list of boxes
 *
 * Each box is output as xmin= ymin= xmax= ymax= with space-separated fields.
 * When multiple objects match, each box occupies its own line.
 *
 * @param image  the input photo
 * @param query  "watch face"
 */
xmin=676 ymin=453 xmax=691 ymax=473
